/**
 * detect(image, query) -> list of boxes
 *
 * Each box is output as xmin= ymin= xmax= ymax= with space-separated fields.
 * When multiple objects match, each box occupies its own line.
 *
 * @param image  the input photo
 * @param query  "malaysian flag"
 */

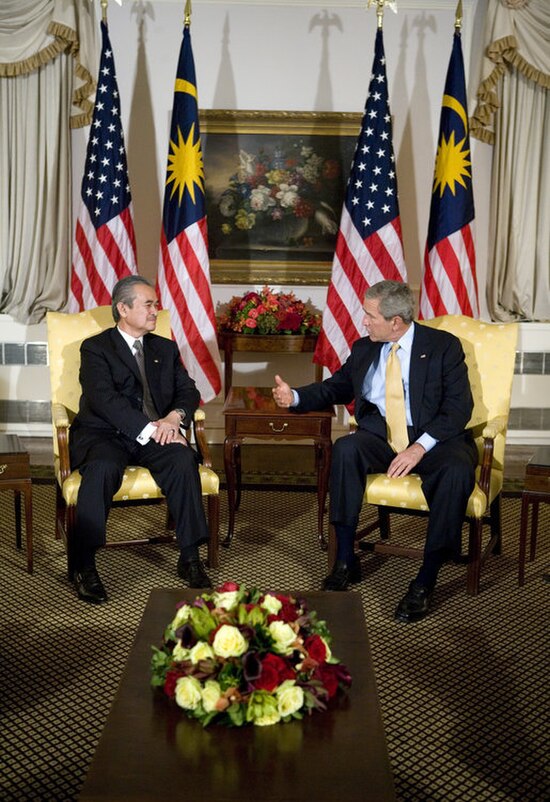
xmin=314 ymin=28 xmax=406 ymax=375
xmin=419 ymin=30 xmax=479 ymax=319
xmin=69 ymin=20 xmax=137 ymax=311
xmin=157 ymin=23 xmax=221 ymax=403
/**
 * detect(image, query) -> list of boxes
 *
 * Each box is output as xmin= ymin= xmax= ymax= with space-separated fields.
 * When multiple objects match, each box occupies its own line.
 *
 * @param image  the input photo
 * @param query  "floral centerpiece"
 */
xmin=217 ymin=286 xmax=322 ymax=336
xmin=150 ymin=583 xmax=352 ymax=728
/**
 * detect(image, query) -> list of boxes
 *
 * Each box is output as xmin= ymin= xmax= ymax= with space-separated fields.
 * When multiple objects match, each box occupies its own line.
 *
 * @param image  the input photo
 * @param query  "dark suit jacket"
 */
xmin=295 ymin=323 xmax=474 ymax=444
xmin=70 ymin=327 xmax=200 ymax=466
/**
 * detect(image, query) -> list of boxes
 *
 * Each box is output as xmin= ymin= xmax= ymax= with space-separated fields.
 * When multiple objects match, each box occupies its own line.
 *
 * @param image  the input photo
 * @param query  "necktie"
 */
xmin=133 ymin=340 xmax=158 ymax=420
xmin=385 ymin=343 xmax=409 ymax=453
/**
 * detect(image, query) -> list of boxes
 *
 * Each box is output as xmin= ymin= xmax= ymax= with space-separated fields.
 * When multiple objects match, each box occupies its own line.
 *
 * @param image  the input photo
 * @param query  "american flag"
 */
xmin=419 ymin=30 xmax=479 ymax=319
xmin=69 ymin=20 xmax=137 ymax=311
xmin=157 ymin=24 xmax=221 ymax=403
xmin=314 ymin=28 xmax=406 ymax=375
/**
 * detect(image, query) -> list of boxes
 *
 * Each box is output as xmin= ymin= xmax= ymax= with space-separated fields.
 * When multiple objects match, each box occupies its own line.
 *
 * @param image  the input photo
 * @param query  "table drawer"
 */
xmin=525 ymin=473 xmax=550 ymax=493
xmin=0 ymin=455 xmax=30 ymax=481
xmin=233 ymin=416 xmax=325 ymax=438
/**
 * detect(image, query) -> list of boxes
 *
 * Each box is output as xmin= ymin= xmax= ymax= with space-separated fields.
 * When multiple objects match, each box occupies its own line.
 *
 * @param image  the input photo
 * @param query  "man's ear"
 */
xmin=116 ymin=301 xmax=127 ymax=319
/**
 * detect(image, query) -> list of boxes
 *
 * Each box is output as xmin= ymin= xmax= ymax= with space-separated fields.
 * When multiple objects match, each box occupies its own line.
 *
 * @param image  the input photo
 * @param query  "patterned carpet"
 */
xmin=1 ymin=481 xmax=548 ymax=801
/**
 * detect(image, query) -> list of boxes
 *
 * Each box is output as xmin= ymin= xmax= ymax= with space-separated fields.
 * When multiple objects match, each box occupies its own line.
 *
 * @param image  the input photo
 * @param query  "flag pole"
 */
xmin=376 ymin=0 xmax=385 ymax=29
xmin=184 ymin=0 xmax=192 ymax=27
xmin=455 ymin=0 xmax=463 ymax=31
xmin=100 ymin=0 xmax=108 ymax=24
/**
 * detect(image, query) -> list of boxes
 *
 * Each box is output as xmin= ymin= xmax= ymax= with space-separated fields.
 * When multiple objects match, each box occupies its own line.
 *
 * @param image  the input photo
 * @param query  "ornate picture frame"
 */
xmin=199 ymin=110 xmax=362 ymax=285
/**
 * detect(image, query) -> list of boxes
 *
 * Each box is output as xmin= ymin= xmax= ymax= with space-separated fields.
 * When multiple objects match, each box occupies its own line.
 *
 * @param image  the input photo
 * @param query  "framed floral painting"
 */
xmin=199 ymin=110 xmax=362 ymax=285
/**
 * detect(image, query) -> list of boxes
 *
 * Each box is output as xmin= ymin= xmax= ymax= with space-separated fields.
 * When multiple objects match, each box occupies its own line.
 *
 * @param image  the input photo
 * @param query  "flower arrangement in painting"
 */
xmin=216 ymin=142 xmax=341 ymax=243
xmin=217 ymin=285 xmax=321 ymax=335
xmin=150 ymin=583 xmax=352 ymax=728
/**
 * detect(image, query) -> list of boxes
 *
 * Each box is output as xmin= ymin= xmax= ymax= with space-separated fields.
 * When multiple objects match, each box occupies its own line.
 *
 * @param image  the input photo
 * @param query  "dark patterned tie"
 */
xmin=133 ymin=340 xmax=158 ymax=420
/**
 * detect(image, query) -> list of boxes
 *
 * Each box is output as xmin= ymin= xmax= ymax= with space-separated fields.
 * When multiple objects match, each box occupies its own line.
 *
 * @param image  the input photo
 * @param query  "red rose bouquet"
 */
xmin=151 ymin=583 xmax=352 ymax=727
xmin=217 ymin=286 xmax=321 ymax=336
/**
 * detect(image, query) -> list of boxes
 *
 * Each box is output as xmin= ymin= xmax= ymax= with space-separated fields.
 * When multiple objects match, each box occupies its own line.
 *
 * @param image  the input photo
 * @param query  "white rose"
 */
xmin=261 ymin=594 xmax=282 ymax=615
xmin=189 ymin=640 xmax=215 ymax=664
xmin=269 ymin=621 xmax=297 ymax=655
xmin=212 ymin=590 xmax=240 ymax=611
xmin=254 ymin=710 xmax=281 ymax=727
xmin=175 ymin=676 xmax=202 ymax=710
xmin=170 ymin=603 xmax=192 ymax=630
xmin=212 ymin=624 xmax=248 ymax=658
xmin=277 ymin=682 xmax=304 ymax=717
xmin=250 ymin=186 xmax=275 ymax=212
xmin=201 ymin=680 xmax=223 ymax=713
xmin=172 ymin=642 xmax=190 ymax=662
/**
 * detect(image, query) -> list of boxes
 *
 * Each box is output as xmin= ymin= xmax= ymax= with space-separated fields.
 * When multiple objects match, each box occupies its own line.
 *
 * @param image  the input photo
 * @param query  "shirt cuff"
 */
xmin=416 ymin=432 xmax=438 ymax=453
xmin=136 ymin=422 xmax=157 ymax=445
xmin=291 ymin=389 xmax=300 ymax=407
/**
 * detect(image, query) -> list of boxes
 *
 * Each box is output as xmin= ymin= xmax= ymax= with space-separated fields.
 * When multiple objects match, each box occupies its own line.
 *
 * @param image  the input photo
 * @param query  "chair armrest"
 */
xmin=52 ymin=402 xmax=72 ymax=481
xmin=481 ymin=415 xmax=508 ymax=440
xmin=192 ymin=409 xmax=213 ymax=469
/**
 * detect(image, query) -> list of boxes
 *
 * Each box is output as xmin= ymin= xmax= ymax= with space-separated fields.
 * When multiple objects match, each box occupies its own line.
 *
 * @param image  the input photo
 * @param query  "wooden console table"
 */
xmin=218 ymin=332 xmax=323 ymax=398
xmin=0 ymin=433 xmax=33 ymax=573
xmin=223 ymin=386 xmax=334 ymax=548
xmin=519 ymin=446 xmax=550 ymax=586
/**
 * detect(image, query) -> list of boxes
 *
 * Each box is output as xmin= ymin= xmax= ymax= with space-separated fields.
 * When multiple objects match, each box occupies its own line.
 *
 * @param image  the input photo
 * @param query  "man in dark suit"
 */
xmin=273 ymin=280 xmax=477 ymax=622
xmin=69 ymin=275 xmax=211 ymax=604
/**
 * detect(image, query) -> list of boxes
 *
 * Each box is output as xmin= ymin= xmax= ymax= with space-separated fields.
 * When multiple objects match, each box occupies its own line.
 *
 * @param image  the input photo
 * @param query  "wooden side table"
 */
xmin=519 ymin=446 xmax=550 ymax=586
xmin=0 ymin=433 xmax=33 ymax=573
xmin=223 ymin=387 xmax=334 ymax=548
xmin=218 ymin=333 xmax=323 ymax=398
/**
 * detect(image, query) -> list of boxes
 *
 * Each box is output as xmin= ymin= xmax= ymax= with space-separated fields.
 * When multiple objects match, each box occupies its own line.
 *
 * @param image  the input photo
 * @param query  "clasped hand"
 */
xmin=151 ymin=412 xmax=187 ymax=446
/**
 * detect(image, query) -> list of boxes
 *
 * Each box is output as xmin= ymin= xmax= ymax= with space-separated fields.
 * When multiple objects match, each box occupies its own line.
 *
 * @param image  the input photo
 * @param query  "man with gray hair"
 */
xmin=273 ymin=280 xmax=477 ymax=622
xmin=69 ymin=275 xmax=211 ymax=604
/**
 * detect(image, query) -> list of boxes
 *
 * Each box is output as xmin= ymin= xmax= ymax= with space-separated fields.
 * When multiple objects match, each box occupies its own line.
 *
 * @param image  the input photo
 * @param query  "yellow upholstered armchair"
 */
xmin=46 ymin=306 xmax=220 ymax=576
xmin=328 ymin=315 xmax=518 ymax=596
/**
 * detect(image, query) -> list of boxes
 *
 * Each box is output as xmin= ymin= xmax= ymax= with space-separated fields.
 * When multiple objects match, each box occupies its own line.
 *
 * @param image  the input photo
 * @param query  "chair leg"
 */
xmin=206 ymin=495 xmax=220 ymax=569
xmin=66 ymin=505 xmax=77 ymax=580
xmin=55 ymin=483 xmax=65 ymax=541
xmin=379 ymin=506 xmax=391 ymax=539
xmin=467 ymin=518 xmax=482 ymax=596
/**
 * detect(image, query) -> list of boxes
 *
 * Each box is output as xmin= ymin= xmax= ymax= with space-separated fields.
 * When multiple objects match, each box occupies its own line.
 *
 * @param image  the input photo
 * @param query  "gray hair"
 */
xmin=364 ymin=280 xmax=415 ymax=324
xmin=111 ymin=275 xmax=155 ymax=322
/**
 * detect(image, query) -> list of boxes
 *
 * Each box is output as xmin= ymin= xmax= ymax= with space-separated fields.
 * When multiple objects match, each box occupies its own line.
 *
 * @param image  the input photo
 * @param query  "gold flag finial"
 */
xmin=366 ymin=1 xmax=398 ymax=30
xmin=455 ymin=0 xmax=463 ymax=31
xmin=184 ymin=0 xmax=192 ymax=27
xmin=100 ymin=0 xmax=108 ymax=24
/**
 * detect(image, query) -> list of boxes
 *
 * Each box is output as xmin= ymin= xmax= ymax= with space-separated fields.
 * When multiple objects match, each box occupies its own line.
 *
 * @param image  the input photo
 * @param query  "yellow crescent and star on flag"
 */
xmin=432 ymin=93 xmax=472 ymax=198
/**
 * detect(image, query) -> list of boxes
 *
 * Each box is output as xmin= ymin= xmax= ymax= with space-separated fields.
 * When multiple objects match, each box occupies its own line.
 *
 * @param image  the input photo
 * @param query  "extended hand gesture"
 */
xmin=272 ymin=374 xmax=294 ymax=408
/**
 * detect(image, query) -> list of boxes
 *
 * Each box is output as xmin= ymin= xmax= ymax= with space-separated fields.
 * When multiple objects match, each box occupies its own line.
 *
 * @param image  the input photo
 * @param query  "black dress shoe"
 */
xmin=394 ymin=581 xmax=433 ymax=623
xmin=177 ymin=557 xmax=212 ymax=588
xmin=73 ymin=566 xmax=108 ymax=604
xmin=322 ymin=559 xmax=361 ymax=591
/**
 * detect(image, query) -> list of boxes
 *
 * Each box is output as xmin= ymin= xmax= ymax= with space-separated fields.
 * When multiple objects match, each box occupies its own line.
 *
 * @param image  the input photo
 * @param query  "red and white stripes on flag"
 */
xmin=314 ymin=29 xmax=406 ymax=376
xmin=419 ymin=30 xmax=479 ymax=319
xmin=156 ymin=23 xmax=221 ymax=403
xmin=158 ymin=219 xmax=222 ymax=403
xmin=69 ymin=20 xmax=137 ymax=311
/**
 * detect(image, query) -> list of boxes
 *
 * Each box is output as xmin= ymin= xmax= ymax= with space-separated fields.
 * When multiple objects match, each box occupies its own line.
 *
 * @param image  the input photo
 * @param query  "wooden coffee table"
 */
xmin=223 ymin=386 xmax=334 ymax=548
xmin=79 ymin=589 xmax=395 ymax=801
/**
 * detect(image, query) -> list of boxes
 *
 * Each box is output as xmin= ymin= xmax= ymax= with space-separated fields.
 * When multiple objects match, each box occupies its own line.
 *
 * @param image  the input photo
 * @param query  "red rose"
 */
xmin=313 ymin=664 xmax=339 ymax=699
xmin=276 ymin=311 xmax=302 ymax=333
xmin=254 ymin=653 xmax=295 ymax=692
xmin=217 ymin=581 xmax=239 ymax=592
xmin=304 ymin=634 xmax=328 ymax=664
xmin=164 ymin=669 xmax=186 ymax=698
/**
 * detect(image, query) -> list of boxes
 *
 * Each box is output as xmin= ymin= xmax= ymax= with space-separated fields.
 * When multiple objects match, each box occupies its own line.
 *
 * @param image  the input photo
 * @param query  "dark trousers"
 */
xmin=70 ymin=431 xmax=208 ymax=565
xmin=329 ymin=428 xmax=478 ymax=558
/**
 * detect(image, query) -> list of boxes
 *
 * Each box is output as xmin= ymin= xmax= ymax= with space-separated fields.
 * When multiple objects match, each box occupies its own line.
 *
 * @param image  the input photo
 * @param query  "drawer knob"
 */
xmin=0 ymin=464 xmax=7 ymax=475
xmin=269 ymin=422 xmax=288 ymax=433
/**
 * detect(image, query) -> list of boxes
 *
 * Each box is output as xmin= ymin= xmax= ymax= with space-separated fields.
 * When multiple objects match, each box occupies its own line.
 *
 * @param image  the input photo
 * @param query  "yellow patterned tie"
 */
xmin=385 ymin=343 xmax=409 ymax=453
